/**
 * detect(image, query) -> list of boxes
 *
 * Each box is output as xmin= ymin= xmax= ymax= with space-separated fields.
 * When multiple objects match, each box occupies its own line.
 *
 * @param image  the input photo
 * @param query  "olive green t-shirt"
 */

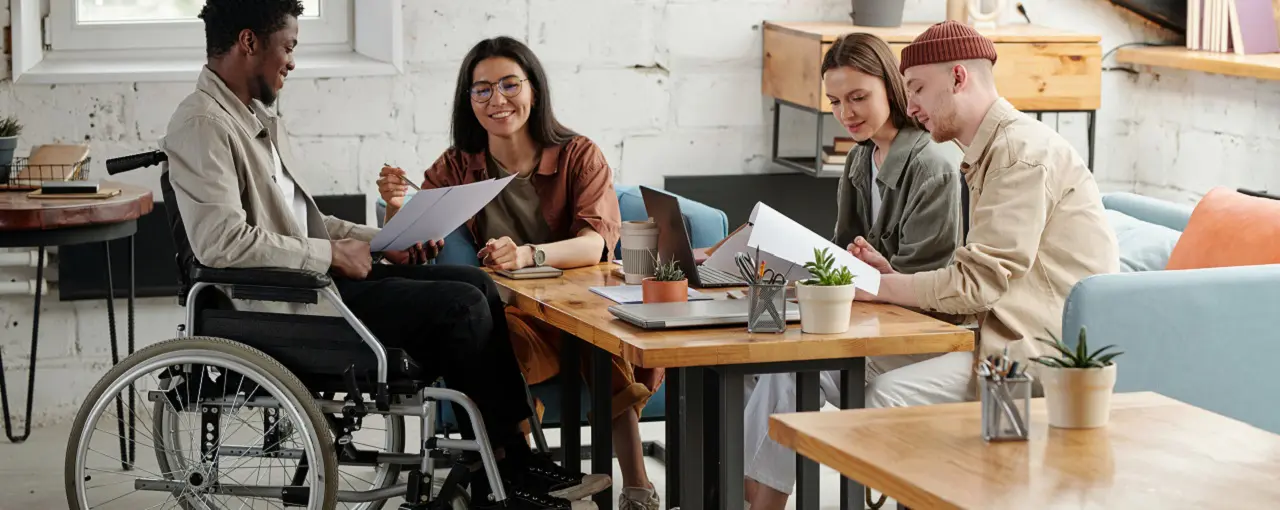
xmin=476 ymin=152 xmax=554 ymax=246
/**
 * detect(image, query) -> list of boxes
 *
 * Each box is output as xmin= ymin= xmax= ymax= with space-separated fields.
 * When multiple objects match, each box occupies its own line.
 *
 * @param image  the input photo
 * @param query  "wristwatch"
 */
xmin=529 ymin=245 xmax=547 ymax=267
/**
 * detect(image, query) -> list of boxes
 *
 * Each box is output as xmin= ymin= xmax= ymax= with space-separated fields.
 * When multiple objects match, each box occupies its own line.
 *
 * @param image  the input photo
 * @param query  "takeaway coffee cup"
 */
xmin=621 ymin=220 xmax=660 ymax=284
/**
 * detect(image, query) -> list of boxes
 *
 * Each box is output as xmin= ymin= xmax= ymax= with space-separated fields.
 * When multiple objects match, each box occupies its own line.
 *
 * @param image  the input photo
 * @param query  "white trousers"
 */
xmin=742 ymin=351 xmax=973 ymax=494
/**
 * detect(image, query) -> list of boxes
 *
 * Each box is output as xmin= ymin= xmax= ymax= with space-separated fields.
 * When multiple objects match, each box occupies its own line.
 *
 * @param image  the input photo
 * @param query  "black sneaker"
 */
xmin=511 ymin=451 xmax=612 ymax=501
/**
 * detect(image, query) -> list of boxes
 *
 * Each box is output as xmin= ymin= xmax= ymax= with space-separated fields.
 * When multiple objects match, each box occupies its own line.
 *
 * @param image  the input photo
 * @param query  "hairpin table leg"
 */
xmin=0 ymin=246 xmax=43 ymax=443
xmin=104 ymin=241 xmax=134 ymax=470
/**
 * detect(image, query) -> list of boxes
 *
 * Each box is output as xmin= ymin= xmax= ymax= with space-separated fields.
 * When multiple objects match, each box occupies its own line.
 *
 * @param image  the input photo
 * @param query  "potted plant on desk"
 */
xmin=1030 ymin=326 xmax=1123 ymax=429
xmin=795 ymin=247 xmax=856 ymax=334
xmin=642 ymin=254 xmax=688 ymax=304
xmin=0 ymin=115 xmax=22 ymax=184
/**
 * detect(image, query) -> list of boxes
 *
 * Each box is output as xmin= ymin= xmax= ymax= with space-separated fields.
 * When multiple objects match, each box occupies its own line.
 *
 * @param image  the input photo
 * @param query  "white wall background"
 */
xmin=0 ymin=0 xmax=1275 ymax=427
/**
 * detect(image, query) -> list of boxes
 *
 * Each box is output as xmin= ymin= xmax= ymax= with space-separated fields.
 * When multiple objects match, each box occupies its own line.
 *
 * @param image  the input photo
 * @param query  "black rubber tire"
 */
xmin=65 ymin=336 xmax=339 ymax=509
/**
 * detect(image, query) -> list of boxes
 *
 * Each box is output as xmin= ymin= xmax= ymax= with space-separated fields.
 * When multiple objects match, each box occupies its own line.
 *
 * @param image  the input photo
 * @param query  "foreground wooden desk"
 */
xmin=770 ymin=392 xmax=1280 ymax=510
xmin=495 ymin=264 xmax=974 ymax=510
xmin=762 ymin=21 xmax=1103 ymax=176
xmin=0 ymin=183 xmax=152 ymax=469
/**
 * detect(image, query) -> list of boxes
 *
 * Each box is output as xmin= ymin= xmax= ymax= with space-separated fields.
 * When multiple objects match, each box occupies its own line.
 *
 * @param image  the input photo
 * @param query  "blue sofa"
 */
xmin=375 ymin=185 xmax=730 ymax=430
xmin=1061 ymin=192 xmax=1280 ymax=434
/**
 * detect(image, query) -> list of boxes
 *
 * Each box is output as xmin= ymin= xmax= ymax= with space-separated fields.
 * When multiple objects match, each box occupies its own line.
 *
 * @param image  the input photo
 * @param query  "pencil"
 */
xmin=385 ymin=162 xmax=419 ymax=191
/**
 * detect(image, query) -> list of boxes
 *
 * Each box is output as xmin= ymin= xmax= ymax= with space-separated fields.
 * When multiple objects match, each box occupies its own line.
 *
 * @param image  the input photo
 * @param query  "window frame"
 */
xmin=48 ymin=0 xmax=351 ymax=52
xmin=10 ymin=0 xmax=403 ymax=84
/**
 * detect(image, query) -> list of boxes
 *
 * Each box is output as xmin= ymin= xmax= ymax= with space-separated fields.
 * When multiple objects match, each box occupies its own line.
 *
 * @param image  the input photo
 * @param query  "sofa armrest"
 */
xmin=1061 ymin=265 xmax=1280 ymax=434
xmin=1102 ymin=192 xmax=1193 ymax=232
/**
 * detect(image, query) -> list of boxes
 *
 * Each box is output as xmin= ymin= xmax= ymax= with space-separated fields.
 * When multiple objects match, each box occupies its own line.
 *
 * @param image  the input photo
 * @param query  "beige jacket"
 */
xmin=911 ymin=98 xmax=1119 ymax=368
xmin=162 ymin=66 xmax=378 ymax=313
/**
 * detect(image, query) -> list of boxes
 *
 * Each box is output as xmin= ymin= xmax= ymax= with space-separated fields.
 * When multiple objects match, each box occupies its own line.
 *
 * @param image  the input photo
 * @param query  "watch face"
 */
xmin=534 ymin=248 xmax=546 ymax=266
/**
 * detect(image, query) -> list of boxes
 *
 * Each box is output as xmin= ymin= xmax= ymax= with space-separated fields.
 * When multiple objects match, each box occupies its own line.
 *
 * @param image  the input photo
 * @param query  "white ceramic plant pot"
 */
xmin=1040 ymin=363 xmax=1118 ymax=429
xmin=795 ymin=281 xmax=856 ymax=334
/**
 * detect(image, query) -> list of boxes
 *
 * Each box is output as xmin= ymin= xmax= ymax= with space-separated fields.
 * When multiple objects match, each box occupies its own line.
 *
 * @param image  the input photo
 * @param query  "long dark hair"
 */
xmin=450 ymin=36 xmax=577 ymax=153
xmin=820 ymin=33 xmax=922 ymax=132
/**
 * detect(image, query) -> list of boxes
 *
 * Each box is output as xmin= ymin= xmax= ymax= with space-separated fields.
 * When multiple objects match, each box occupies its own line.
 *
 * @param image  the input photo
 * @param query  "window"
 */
xmin=49 ymin=0 xmax=348 ymax=52
xmin=11 ymin=0 xmax=403 ymax=84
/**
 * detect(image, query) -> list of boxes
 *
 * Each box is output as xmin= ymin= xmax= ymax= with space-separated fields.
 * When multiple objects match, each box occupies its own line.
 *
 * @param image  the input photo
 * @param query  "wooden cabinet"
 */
xmin=761 ymin=21 xmax=1103 ymax=176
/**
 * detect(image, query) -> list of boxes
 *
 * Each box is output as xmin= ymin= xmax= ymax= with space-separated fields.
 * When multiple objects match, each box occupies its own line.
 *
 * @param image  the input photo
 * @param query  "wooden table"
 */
xmin=495 ymin=264 xmax=974 ymax=510
xmin=0 ymin=182 xmax=152 ymax=468
xmin=770 ymin=392 xmax=1280 ymax=509
xmin=761 ymin=21 xmax=1103 ymax=176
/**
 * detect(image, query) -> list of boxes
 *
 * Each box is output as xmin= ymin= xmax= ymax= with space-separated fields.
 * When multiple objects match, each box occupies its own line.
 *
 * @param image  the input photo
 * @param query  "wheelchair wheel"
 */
xmin=65 ymin=336 xmax=339 ymax=509
xmin=153 ymin=376 xmax=408 ymax=510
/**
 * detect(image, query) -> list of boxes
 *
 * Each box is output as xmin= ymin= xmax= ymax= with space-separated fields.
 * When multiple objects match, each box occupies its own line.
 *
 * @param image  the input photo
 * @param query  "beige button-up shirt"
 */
xmin=910 ymin=98 xmax=1119 ymax=368
xmin=162 ymin=67 xmax=378 ymax=313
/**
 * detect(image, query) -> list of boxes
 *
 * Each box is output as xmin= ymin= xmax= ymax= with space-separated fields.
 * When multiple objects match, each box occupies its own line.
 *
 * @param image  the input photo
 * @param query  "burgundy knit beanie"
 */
xmin=899 ymin=20 xmax=998 ymax=74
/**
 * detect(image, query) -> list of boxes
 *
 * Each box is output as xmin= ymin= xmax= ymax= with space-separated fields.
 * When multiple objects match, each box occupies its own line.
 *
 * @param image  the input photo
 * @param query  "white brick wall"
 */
xmin=1 ymin=0 xmax=1276 ymax=427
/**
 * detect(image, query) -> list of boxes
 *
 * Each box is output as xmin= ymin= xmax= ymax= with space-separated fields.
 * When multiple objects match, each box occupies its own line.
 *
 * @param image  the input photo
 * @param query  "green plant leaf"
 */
xmin=1031 ymin=356 xmax=1064 ymax=368
xmin=1096 ymin=352 xmax=1124 ymax=365
xmin=1085 ymin=344 xmax=1116 ymax=363
xmin=1075 ymin=327 xmax=1088 ymax=366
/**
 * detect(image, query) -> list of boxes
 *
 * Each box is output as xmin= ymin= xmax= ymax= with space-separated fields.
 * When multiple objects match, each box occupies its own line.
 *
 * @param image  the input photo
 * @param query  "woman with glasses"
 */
xmin=377 ymin=36 xmax=663 ymax=510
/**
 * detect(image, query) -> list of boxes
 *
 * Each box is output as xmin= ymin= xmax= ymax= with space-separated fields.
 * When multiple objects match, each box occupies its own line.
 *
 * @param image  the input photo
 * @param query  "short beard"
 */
xmin=254 ymin=73 xmax=278 ymax=107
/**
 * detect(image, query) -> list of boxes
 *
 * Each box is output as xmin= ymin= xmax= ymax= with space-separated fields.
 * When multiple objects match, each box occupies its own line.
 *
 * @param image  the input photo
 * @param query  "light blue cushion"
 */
xmin=1103 ymin=209 xmax=1181 ymax=273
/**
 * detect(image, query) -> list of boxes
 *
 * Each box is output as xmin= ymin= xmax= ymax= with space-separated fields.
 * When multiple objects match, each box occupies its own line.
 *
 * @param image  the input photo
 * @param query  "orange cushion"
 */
xmin=1165 ymin=187 xmax=1280 ymax=270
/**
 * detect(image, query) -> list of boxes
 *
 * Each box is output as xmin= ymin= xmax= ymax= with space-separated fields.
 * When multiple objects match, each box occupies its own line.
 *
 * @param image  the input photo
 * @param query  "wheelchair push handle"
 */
xmin=106 ymin=150 xmax=168 ymax=175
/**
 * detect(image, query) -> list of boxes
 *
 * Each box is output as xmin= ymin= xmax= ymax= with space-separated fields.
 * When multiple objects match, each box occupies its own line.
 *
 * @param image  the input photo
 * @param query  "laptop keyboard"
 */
xmin=698 ymin=266 xmax=748 ymax=287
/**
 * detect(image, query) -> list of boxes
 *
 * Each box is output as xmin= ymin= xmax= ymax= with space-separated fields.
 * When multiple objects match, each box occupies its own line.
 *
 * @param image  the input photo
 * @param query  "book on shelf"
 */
xmin=833 ymin=137 xmax=856 ymax=153
xmin=1187 ymin=0 xmax=1279 ymax=54
xmin=821 ymin=146 xmax=847 ymax=165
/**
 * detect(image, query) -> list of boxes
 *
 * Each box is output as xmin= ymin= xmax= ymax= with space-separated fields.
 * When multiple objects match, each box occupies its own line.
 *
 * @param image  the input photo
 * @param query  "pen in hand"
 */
xmin=384 ymin=162 xmax=420 ymax=191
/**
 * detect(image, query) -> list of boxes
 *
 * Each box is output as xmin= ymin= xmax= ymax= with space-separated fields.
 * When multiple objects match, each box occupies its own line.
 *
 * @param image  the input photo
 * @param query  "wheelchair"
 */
xmin=64 ymin=151 xmax=550 ymax=509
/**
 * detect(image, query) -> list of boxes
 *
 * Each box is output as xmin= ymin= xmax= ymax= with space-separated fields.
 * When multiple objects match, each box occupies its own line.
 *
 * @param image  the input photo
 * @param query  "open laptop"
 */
xmin=608 ymin=299 xmax=800 ymax=330
xmin=640 ymin=186 xmax=748 ymax=288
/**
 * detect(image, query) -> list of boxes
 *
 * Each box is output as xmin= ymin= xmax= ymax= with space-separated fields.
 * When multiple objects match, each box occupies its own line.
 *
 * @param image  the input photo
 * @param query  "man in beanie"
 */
xmin=848 ymin=20 xmax=1118 ymax=396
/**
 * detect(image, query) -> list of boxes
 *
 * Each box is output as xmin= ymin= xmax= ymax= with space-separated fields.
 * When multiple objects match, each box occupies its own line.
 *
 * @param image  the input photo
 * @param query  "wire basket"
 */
xmin=0 ymin=156 xmax=92 ymax=190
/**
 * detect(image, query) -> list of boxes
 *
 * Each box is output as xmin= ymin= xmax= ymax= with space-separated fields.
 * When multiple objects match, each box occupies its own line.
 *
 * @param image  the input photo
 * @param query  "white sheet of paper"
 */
xmin=371 ymin=175 xmax=516 ymax=252
xmin=703 ymin=224 xmax=813 ymax=283
xmin=745 ymin=202 xmax=881 ymax=295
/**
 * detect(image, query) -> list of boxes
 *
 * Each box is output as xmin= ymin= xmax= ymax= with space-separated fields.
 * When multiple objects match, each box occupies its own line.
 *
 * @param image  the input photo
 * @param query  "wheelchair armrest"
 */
xmin=191 ymin=265 xmax=333 ymax=289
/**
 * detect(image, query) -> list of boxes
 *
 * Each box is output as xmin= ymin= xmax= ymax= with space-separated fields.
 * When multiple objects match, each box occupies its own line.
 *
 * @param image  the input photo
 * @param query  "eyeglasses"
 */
xmin=470 ymin=75 xmax=528 ymax=103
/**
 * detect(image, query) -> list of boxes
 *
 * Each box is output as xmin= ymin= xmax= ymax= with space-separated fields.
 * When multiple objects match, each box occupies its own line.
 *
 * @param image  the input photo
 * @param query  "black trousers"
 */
xmin=334 ymin=263 xmax=532 ymax=444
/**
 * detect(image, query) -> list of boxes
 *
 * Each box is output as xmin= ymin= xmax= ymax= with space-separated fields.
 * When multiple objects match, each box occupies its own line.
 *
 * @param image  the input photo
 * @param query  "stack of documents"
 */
xmin=371 ymin=175 xmax=516 ymax=252
xmin=703 ymin=203 xmax=881 ymax=295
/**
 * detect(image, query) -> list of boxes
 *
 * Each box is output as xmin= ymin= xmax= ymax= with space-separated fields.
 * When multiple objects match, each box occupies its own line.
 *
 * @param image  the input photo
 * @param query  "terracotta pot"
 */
xmin=1040 ymin=363 xmax=1118 ymax=429
xmin=642 ymin=278 xmax=688 ymax=304
xmin=795 ymin=281 xmax=856 ymax=334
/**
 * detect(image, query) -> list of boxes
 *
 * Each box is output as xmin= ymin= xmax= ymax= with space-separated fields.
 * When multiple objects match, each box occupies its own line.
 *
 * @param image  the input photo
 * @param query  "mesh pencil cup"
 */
xmin=980 ymin=373 xmax=1033 ymax=442
xmin=746 ymin=282 xmax=787 ymax=334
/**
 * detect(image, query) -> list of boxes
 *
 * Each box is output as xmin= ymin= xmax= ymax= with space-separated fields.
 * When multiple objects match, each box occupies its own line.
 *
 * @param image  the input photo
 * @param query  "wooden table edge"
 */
xmin=769 ymin=410 xmax=963 ymax=510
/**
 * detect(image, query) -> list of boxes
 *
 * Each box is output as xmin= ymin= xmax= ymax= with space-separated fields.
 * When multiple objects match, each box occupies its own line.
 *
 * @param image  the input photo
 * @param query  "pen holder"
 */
xmin=746 ymin=282 xmax=787 ymax=334
xmin=980 ymin=373 xmax=1033 ymax=442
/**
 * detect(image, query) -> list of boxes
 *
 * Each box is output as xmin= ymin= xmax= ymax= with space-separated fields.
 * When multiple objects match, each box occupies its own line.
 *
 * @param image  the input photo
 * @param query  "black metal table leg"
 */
xmin=559 ymin=333 xmax=581 ymax=467
xmin=665 ymin=368 xmax=681 ymax=507
xmin=840 ymin=359 xmax=867 ymax=510
xmin=590 ymin=348 xmax=613 ymax=508
xmin=796 ymin=371 xmax=822 ymax=510
xmin=679 ymin=367 xmax=706 ymax=510
xmin=127 ymin=236 xmax=137 ymax=467
xmin=103 ymin=241 xmax=133 ymax=470
xmin=703 ymin=369 xmax=721 ymax=510
xmin=1087 ymin=110 xmax=1098 ymax=172
xmin=718 ymin=368 xmax=746 ymax=510
xmin=0 ymin=246 xmax=43 ymax=443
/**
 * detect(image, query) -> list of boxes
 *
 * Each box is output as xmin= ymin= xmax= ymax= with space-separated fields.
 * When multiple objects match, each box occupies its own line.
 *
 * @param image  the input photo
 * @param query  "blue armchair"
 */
xmin=375 ymin=185 xmax=729 ymax=432
xmin=1061 ymin=192 xmax=1280 ymax=434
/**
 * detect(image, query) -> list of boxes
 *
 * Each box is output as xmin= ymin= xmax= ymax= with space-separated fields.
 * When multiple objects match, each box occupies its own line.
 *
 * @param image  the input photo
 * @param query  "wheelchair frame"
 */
xmin=63 ymin=151 xmax=570 ymax=509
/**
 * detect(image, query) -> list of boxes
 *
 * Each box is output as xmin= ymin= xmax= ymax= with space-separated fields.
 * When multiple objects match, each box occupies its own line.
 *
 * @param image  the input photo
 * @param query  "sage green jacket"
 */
xmin=832 ymin=126 xmax=965 ymax=275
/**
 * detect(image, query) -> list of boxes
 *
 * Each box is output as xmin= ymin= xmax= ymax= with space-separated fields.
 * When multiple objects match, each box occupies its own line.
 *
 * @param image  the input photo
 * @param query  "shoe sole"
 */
xmin=568 ymin=500 xmax=598 ymax=510
xmin=547 ymin=474 xmax=612 ymax=501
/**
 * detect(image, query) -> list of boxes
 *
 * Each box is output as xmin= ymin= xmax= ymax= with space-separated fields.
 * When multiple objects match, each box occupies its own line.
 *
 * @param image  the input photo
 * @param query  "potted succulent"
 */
xmin=641 ymin=254 xmax=688 ymax=304
xmin=795 ymin=247 xmax=856 ymax=334
xmin=0 ymin=115 xmax=21 ymax=184
xmin=1030 ymin=326 xmax=1123 ymax=429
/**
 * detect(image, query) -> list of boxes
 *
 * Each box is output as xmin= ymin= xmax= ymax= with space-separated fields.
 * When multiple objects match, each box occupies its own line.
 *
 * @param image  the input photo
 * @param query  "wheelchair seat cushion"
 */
xmin=198 ymin=309 xmax=425 ymax=391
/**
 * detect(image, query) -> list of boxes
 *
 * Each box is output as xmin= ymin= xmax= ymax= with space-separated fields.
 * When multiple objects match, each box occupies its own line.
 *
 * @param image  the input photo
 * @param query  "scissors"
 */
xmin=761 ymin=268 xmax=785 ymax=285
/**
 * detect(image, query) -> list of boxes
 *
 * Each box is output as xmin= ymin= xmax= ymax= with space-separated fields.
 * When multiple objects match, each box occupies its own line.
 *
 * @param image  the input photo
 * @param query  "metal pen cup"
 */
xmin=746 ymin=282 xmax=787 ymax=334
xmin=980 ymin=373 xmax=1033 ymax=442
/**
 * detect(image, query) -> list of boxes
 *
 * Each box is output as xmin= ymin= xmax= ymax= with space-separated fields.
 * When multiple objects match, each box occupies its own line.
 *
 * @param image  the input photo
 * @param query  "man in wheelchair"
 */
xmin=69 ymin=1 xmax=605 ymax=509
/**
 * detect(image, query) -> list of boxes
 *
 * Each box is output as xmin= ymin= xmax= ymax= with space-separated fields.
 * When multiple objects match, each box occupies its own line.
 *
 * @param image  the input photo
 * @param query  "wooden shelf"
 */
xmin=763 ymin=21 xmax=1101 ymax=43
xmin=1116 ymin=46 xmax=1280 ymax=81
